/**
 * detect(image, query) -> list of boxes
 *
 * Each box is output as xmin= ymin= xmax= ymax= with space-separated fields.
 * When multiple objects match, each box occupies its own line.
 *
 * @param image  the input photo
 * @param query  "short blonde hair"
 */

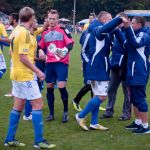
xmin=19 ymin=7 xmax=35 ymax=22
xmin=98 ymin=11 xmax=111 ymax=19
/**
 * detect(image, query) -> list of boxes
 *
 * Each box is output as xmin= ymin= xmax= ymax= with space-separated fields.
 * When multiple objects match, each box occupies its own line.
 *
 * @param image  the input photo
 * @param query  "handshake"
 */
xmin=48 ymin=43 xmax=69 ymax=60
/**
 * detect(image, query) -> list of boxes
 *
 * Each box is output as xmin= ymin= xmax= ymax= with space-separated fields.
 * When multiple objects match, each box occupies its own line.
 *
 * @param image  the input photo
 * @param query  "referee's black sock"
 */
xmin=73 ymin=84 xmax=91 ymax=104
xmin=59 ymin=87 xmax=68 ymax=113
xmin=46 ymin=88 xmax=55 ymax=115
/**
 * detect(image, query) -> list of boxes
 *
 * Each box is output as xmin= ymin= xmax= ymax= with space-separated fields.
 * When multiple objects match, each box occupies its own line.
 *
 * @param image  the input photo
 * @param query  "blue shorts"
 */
xmin=130 ymin=85 xmax=148 ymax=112
xmin=46 ymin=62 xmax=68 ymax=83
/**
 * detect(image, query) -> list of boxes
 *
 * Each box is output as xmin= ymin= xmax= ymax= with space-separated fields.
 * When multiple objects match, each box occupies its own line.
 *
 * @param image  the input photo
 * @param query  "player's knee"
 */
xmin=31 ymin=98 xmax=43 ymax=110
xmin=32 ymin=101 xmax=43 ymax=110
xmin=58 ymin=81 xmax=66 ymax=88
xmin=99 ymin=96 xmax=107 ymax=101
xmin=13 ymin=103 xmax=25 ymax=111
xmin=47 ymin=83 xmax=54 ymax=88
xmin=134 ymin=100 xmax=148 ymax=112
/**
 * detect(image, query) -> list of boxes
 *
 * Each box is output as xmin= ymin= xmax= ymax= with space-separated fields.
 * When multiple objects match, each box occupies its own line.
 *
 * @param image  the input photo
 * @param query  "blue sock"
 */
xmin=91 ymin=97 xmax=103 ymax=125
xmin=79 ymin=96 xmax=102 ymax=118
xmin=32 ymin=110 xmax=43 ymax=144
xmin=24 ymin=100 xmax=32 ymax=117
xmin=5 ymin=109 xmax=21 ymax=142
xmin=47 ymin=88 xmax=55 ymax=115
xmin=59 ymin=88 xmax=68 ymax=113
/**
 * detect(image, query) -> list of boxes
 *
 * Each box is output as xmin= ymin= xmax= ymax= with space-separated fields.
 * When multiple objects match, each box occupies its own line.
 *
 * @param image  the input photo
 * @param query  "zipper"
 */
xmin=132 ymin=61 xmax=135 ymax=76
xmin=119 ymin=55 xmax=124 ymax=67
xmin=105 ymin=57 xmax=108 ymax=72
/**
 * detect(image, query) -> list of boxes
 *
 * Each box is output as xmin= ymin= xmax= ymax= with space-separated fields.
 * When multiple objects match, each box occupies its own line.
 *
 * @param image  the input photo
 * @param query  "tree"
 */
xmin=0 ymin=0 xmax=149 ymax=22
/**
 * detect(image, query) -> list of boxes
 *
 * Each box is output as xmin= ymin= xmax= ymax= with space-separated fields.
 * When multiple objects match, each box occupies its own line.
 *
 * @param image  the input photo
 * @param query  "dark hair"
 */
xmin=44 ymin=14 xmax=48 ymax=19
xmin=133 ymin=16 xmax=145 ymax=27
xmin=10 ymin=13 xmax=19 ymax=22
xmin=49 ymin=9 xmax=59 ymax=18
xmin=19 ymin=7 xmax=35 ymax=22
xmin=98 ymin=11 xmax=111 ymax=20
xmin=89 ymin=12 xmax=96 ymax=17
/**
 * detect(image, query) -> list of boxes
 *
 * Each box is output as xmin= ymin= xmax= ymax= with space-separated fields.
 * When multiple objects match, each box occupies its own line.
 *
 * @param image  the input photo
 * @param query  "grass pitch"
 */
xmin=0 ymin=34 xmax=150 ymax=150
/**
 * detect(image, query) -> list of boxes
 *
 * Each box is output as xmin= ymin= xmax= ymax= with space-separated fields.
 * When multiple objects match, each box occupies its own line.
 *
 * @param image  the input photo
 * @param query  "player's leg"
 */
xmin=45 ymin=63 xmax=55 ymax=121
xmin=5 ymin=81 xmax=26 ymax=147
xmin=72 ymin=84 xmax=91 ymax=111
xmin=126 ymin=85 xmax=141 ymax=130
xmin=30 ymin=98 xmax=44 ymax=144
xmin=75 ymin=81 xmax=109 ymax=130
xmin=130 ymin=85 xmax=150 ymax=134
xmin=23 ymin=62 xmax=45 ymax=121
xmin=90 ymin=81 xmax=109 ymax=130
xmin=23 ymin=100 xmax=32 ymax=121
xmin=119 ymin=81 xmax=131 ymax=121
xmin=56 ymin=63 xmax=69 ymax=123
xmin=72 ymin=62 xmax=91 ymax=111
xmin=29 ymin=80 xmax=56 ymax=149
xmin=101 ymin=70 xmax=121 ymax=118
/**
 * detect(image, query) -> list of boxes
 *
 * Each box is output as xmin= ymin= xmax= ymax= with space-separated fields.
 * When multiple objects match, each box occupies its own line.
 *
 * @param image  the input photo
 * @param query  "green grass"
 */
xmin=0 ymin=34 xmax=150 ymax=150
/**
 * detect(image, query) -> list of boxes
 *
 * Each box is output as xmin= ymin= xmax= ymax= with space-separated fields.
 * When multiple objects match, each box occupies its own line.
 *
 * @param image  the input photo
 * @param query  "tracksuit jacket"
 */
xmin=114 ymin=26 xmax=150 ymax=85
xmin=86 ymin=17 xmax=122 ymax=81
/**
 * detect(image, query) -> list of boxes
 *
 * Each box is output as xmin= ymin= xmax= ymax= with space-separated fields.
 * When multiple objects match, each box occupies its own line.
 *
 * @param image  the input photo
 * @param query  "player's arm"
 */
xmin=63 ymin=27 xmax=74 ymax=51
xmin=0 ymin=24 xmax=10 ymax=43
xmin=37 ymin=31 xmax=47 ymax=60
xmin=120 ymin=16 xmax=149 ymax=49
xmin=113 ymin=29 xmax=127 ymax=49
xmin=125 ymin=26 xmax=148 ymax=49
xmin=95 ymin=17 xmax=123 ymax=40
xmin=38 ymin=45 xmax=46 ymax=60
xmin=20 ymin=54 xmax=45 ymax=81
xmin=18 ymin=30 xmax=45 ymax=81
xmin=66 ymin=43 xmax=73 ymax=51
xmin=34 ymin=21 xmax=49 ymax=36
xmin=0 ymin=37 xmax=10 ymax=43
xmin=55 ymin=29 xmax=74 ymax=58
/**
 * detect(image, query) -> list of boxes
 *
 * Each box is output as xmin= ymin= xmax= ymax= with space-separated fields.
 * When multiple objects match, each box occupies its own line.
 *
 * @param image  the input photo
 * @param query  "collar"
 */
xmin=49 ymin=25 xmax=60 ymax=31
xmin=134 ymin=27 xmax=143 ymax=34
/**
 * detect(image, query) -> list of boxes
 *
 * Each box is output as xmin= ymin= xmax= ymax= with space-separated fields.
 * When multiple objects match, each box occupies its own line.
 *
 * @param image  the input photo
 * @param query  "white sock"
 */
xmin=135 ymin=119 xmax=142 ymax=125
xmin=142 ymin=123 xmax=149 ymax=129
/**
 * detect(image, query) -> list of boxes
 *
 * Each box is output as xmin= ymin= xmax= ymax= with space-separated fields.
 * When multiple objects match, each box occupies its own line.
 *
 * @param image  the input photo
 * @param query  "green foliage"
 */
xmin=0 ymin=0 xmax=150 ymax=22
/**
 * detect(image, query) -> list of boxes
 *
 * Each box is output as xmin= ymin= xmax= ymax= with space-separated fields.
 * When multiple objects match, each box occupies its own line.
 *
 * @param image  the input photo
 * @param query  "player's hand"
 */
xmin=43 ymin=20 xmax=49 ymax=31
xmin=57 ymin=47 xmax=68 ymax=58
xmin=120 ymin=17 xmax=130 ymax=28
xmin=39 ymin=49 xmax=46 ymax=60
xmin=36 ymin=70 xmax=45 ymax=81
xmin=48 ymin=43 xmax=61 ymax=60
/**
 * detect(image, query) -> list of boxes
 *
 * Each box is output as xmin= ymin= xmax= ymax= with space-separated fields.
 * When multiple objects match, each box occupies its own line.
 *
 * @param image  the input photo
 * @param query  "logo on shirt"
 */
xmin=44 ymin=31 xmax=63 ymax=42
xmin=23 ymin=49 xmax=29 ymax=52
